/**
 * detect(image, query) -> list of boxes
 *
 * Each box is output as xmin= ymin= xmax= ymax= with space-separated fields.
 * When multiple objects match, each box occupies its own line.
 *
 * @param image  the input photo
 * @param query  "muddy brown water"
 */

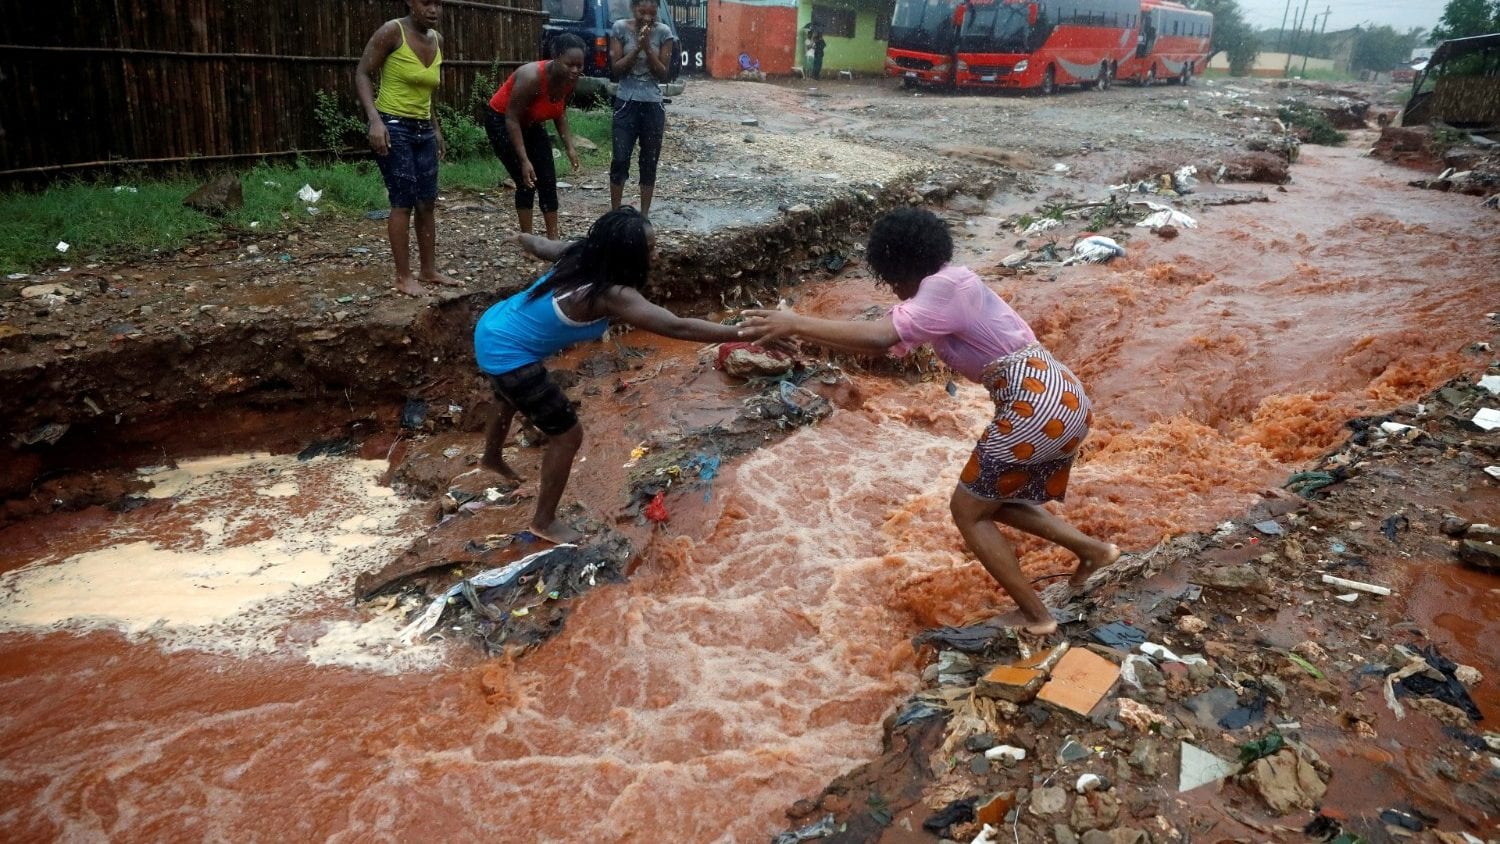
xmin=2 ymin=144 xmax=1498 ymax=840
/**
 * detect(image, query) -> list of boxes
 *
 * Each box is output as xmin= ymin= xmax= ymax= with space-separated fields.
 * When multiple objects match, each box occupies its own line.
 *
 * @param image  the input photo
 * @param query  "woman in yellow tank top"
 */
xmin=356 ymin=0 xmax=461 ymax=296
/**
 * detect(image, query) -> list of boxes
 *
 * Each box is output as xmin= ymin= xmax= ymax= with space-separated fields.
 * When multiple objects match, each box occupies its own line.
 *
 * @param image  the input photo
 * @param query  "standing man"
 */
xmin=810 ymin=27 xmax=827 ymax=81
xmin=609 ymin=0 xmax=675 ymax=218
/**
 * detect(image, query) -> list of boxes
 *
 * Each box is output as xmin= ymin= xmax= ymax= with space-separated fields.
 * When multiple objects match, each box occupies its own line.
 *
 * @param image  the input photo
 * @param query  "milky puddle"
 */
xmin=0 ymin=452 xmax=438 ymax=671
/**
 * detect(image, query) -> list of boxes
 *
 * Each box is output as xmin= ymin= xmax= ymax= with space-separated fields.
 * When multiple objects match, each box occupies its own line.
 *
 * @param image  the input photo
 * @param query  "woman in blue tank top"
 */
xmin=474 ymin=207 xmax=743 ymax=544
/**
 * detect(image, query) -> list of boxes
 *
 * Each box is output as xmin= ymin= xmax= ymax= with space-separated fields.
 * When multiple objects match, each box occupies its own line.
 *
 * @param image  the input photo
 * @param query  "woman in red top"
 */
xmin=485 ymin=35 xmax=586 ymax=240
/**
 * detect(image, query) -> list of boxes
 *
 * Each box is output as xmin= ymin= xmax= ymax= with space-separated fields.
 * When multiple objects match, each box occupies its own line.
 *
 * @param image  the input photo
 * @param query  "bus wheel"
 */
xmin=1097 ymin=63 xmax=1112 ymax=91
xmin=1040 ymin=66 xmax=1055 ymax=95
xmin=901 ymin=76 xmax=917 ymax=90
xmin=1181 ymin=66 xmax=1192 ymax=86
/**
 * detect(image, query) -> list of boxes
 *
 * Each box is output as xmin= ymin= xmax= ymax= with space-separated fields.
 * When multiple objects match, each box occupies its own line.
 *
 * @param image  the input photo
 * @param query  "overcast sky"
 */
xmin=1235 ymin=0 xmax=1446 ymax=34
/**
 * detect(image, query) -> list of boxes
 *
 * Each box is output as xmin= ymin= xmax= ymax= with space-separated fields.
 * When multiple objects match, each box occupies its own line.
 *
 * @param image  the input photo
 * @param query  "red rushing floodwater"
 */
xmin=2 ymin=143 xmax=1498 ymax=841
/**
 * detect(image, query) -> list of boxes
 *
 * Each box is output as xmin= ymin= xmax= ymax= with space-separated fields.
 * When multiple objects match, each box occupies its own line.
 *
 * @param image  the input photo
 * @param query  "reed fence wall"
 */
xmin=0 ymin=0 xmax=545 ymax=178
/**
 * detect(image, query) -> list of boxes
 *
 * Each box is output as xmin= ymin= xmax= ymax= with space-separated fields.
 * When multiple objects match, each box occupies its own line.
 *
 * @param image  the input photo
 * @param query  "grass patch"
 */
xmin=1277 ymin=103 xmax=1347 ymax=146
xmin=0 ymin=107 xmax=615 ymax=274
xmin=0 ymin=178 xmax=215 ymax=275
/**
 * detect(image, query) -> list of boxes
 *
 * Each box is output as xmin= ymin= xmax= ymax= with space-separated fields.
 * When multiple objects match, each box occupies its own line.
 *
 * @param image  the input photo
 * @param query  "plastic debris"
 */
xmin=56 ymin=241 xmax=70 ymax=253
xmin=401 ymin=398 xmax=428 ymax=429
xmin=778 ymin=380 xmax=827 ymax=417
xmin=1067 ymin=235 xmax=1126 ymax=264
xmin=1021 ymin=217 xmax=1061 ymax=236
xmin=1134 ymin=200 xmax=1199 ymax=230
xmin=983 ymin=744 xmax=1027 ymax=764
xmin=297 ymin=184 xmax=323 ymax=203
xmin=1285 ymin=469 xmax=1341 ymax=498
xmin=1288 ymin=653 xmax=1324 ymax=679
xmin=1478 ymin=374 xmax=1500 ymax=395
xmin=772 ymin=813 xmax=837 ymax=844
xmin=1052 ymin=162 xmax=1071 ymax=173
xmin=912 ymin=621 xmax=1005 ymax=653
xmin=622 ymin=442 xmax=650 ymax=468
xmin=922 ymin=799 xmax=976 ymax=834
xmin=684 ymin=451 xmax=721 ymax=501
xmin=1399 ymin=645 xmax=1483 ymax=721
xmin=1472 ymin=407 xmax=1500 ymax=431
xmin=1091 ymin=620 xmax=1147 ymax=648
xmin=1179 ymin=742 xmax=1237 ymax=792
xmin=1381 ymin=513 xmax=1410 ymax=541
xmin=1252 ymin=520 xmax=1284 ymax=536
xmin=1139 ymin=642 xmax=1208 ymax=666
xmin=970 ymin=824 xmax=1002 ymax=844
xmin=892 ymin=699 xmax=946 ymax=727
xmin=398 ymin=545 xmax=575 ymax=644
xmin=1075 ymin=773 xmax=1103 ymax=793
xmin=1237 ymin=731 xmax=1286 ymax=764
xmin=1173 ymin=165 xmax=1199 ymax=193
xmin=1320 ymin=574 xmax=1391 ymax=596
xmin=644 ymin=490 xmax=670 ymax=523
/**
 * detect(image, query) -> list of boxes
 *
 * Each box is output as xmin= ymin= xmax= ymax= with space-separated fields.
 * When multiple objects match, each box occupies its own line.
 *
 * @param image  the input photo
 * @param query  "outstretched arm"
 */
xmin=738 ymin=309 xmax=900 ymax=355
xmin=600 ymin=287 xmax=741 ymax=343
xmin=512 ymin=232 xmax=573 ymax=261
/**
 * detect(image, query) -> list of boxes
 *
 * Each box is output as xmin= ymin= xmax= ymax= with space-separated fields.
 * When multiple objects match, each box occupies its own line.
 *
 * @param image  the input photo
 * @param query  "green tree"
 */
xmin=1350 ymin=25 xmax=1427 ymax=71
xmin=1430 ymin=0 xmax=1500 ymax=41
xmin=1189 ymin=0 xmax=1260 ymax=74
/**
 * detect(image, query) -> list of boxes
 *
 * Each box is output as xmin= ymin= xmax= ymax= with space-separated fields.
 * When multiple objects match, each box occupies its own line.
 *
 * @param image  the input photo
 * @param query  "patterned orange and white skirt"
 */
xmin=958 ymin=342 xmax=1093 ymax=503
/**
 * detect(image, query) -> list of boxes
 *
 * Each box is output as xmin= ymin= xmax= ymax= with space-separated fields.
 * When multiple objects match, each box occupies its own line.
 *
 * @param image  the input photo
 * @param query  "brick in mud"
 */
xmin=977 ymin=665 xmax=1047 ymax=703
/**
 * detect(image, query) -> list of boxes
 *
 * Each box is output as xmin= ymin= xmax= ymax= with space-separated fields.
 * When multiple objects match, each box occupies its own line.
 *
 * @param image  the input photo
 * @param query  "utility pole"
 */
xmin=1283 ymin=0 xmax=1310 ymax=76
xmin=1275 ymin=0 xmax=1293 ymax=52
xmin=1300 ymin=6 xmax=1330 ymax=76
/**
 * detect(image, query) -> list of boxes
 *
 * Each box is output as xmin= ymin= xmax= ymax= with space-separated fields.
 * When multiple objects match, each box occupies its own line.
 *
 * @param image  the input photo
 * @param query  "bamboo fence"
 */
xmin=0 ymin=0 xmax=546 ymax=178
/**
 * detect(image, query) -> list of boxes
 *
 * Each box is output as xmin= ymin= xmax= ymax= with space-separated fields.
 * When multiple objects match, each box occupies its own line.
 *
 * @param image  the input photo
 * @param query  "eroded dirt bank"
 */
xmin=1 ymin=77 xmax=1498 ymax=841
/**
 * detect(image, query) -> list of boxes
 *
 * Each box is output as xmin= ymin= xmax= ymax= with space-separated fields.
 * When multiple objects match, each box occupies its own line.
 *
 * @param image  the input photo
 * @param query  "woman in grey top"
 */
xmin=609 ymin=0 xmax=675 ymax=217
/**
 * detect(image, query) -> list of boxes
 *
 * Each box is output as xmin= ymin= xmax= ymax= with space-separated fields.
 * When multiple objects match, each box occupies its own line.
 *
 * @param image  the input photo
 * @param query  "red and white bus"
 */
xmin=1117 ymin=0 xmax=1213 ymax=85
xmin=886 ymin=0 xmax=1140 ymax=93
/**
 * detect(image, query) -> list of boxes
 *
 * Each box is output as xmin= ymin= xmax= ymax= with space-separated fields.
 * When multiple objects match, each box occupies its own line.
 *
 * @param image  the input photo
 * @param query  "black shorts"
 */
xmin=489 ymin=362 xmax=578 ymax=435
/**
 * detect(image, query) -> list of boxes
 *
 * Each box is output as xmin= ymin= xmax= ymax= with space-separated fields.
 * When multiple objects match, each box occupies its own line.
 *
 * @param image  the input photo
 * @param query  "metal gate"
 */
xmin=668 ymin=0 xmax=708 ymax=75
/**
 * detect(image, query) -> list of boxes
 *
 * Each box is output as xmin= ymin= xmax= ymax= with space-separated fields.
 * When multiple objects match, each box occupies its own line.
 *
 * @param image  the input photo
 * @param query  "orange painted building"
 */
xmin=706 ymin=0 xmax=799 ymax=78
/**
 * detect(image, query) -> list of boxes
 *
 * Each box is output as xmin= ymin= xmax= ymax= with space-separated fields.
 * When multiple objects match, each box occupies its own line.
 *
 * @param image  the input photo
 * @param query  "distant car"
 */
xmin=1391 ymin=65 xmax=1417 ymax=83
xmin=541 ymin=0 xmax=681 ymax=80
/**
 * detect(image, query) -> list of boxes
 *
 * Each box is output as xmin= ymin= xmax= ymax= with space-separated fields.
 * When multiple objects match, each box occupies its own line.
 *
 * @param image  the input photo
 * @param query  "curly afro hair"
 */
xmin=866 ymin=208 xmax=953 ymax=286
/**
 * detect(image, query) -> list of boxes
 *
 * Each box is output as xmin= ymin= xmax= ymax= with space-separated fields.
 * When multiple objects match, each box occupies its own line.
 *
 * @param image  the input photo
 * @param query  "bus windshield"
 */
xmin=890 ymin=0 xmax=962 ymax=54
xmin=958 ymin=1 xmax=1031 ymax=52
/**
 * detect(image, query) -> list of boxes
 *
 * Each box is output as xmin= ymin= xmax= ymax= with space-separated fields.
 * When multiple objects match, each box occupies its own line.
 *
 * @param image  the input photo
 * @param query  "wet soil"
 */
xmin=3 ymin=76 xmax=1499 ymax=841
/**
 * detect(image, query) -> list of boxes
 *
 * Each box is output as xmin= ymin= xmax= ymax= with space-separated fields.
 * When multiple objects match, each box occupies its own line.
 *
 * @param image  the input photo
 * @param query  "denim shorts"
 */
xmin=373 ymin=112 xmax=439 ymax=209
xmin=489 ymin=362 xmax=578 ymax=435
xmin=609 ymin=99 xmax=666 ymax=187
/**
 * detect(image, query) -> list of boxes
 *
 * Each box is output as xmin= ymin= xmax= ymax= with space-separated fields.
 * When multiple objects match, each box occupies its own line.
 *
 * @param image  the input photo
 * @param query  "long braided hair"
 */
xmin=526 ymin=207 xmax=652 ymax=306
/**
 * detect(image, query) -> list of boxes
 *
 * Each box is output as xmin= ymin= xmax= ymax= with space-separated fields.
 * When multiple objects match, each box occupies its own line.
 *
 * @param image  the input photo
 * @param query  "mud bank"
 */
xmin=0 ymin=167 xmax=990 ymax=522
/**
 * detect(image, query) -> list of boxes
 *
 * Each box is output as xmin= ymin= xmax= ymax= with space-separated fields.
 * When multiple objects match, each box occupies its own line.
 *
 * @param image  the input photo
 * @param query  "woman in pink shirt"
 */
xmin=740 ymin=209 xmax=1118 ymax=634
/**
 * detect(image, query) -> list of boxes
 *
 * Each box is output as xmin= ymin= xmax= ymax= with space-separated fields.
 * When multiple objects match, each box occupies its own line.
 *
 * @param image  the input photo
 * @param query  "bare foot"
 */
xmin=1069 ymin=543 xmax=1122 ymax=590
xmin=529 ymin=519 xmax=584 ymax=545
xmin=480 ymin=453 xmax=522 ymax=482
xmin=396 ymin=275 xmax=429 ymax=297
xmin=995 ymin=608 xmax=1058 ymax=636
xmin=421 ymin=271 xmax=464 ymax=287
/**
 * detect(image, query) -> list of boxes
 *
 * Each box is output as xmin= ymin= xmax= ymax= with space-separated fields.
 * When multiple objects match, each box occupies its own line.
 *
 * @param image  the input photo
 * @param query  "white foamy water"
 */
xmin=0 ymin=452 xmax=439 ymax=670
